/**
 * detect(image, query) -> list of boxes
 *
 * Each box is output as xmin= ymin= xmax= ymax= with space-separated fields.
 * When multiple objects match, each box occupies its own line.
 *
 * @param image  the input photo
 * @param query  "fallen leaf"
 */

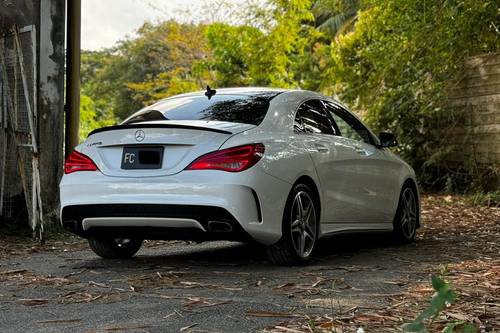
xmin=246 ymin=310 xmax=297 ymax=318
xmin=273 ymin=326 xmax=305 ymax=333
xmin=104 ymin=324 xmax=152 ymax=331
xmin=38 ymin=319 xmax=82 ymax=324
xmin=274 ymin=283 xmax=295 ymax=290
xmin=0 ymin=269 xmax=28 ymax=275
xmin=89 ymin=281 xmax=109 ymax=288
xmin=180 ymin=323 xmax=198 ymax=332
xmin=19 ymin=298 xmax=50 ymax=306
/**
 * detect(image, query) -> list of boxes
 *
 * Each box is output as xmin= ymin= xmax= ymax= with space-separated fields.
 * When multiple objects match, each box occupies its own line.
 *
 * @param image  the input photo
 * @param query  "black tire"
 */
xmin=267 ymin=183 xmax=318 ymax=265
xmin=392 ymin=184 xmax=418 ymax=244
xmin=88 ymin=236 xmax=143 ymax=259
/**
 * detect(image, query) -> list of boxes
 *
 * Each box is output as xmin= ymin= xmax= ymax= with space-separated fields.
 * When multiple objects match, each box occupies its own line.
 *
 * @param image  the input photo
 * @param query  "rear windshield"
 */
xmin=122 ymin=93 xmax=279 ymax=126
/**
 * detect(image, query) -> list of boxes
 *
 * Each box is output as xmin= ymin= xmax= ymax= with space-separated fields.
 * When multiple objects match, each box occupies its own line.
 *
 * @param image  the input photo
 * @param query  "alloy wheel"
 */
xmin=290 ymin=191 xmax=317 ymax=258
xmin=400 ymin=188 xmax=417 ymax=239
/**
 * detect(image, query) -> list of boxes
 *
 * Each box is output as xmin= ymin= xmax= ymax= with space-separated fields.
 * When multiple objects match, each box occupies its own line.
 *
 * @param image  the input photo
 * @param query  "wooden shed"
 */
xmin=0 ymin=0 xmax=65 ymax=232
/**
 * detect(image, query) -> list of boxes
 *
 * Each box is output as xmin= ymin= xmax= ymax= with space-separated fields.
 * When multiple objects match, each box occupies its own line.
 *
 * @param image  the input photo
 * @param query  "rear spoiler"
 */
xmin=88 ymin=123 xmax=233 ymax=137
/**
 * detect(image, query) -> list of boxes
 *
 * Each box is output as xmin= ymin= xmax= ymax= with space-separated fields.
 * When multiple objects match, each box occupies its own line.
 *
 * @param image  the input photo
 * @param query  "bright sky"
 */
xmin=82 ymin=0 xmax=213 ymax=50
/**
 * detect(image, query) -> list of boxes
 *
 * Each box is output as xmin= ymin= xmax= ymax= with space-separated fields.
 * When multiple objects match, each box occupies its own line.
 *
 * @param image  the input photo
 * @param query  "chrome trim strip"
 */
xmin=82 ymin=217 xmax=206 ymax=231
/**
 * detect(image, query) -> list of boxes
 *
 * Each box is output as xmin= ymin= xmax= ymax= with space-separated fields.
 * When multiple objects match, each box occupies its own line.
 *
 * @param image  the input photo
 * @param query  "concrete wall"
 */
xmin=0 ymin=0 xmax=65 ymax=223
xmin=448 ymin=52 xmax=500 ymax=166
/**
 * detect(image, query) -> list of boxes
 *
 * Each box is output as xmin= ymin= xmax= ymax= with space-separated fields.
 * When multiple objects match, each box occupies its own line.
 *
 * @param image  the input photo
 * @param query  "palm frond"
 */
xmin=317 ymin=9 xmax=357 ymax=36
xmin=312 ymin=0 xmax=360 ymax=37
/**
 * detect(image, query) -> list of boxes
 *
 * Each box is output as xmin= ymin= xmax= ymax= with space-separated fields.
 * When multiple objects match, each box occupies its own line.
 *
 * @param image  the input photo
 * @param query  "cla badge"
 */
xmin=135 ymin=130 xmax=145 ymax=142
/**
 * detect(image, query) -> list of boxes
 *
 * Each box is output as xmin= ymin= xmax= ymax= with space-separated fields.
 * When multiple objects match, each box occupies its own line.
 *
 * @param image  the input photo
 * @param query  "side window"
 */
xmin=323 ymin=101 xmax=374 ymax=145
xmin=294 ymin=100 xmax=335 ymax=135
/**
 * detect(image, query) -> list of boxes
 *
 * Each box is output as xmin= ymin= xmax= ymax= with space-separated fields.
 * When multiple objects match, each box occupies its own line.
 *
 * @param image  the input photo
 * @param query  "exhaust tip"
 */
xmin=207 ymin=221 xmax=233 ymax=233
xmin=63 ymin=220 xmax=78 ymax=231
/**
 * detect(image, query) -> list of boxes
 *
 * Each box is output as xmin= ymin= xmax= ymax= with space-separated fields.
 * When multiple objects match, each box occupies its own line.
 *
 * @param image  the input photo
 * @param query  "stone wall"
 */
xmin=448 ymin=52 xmax=500 ymax=167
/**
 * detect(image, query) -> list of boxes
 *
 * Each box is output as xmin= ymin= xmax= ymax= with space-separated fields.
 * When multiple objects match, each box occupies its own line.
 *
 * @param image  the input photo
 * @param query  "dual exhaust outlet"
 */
xmin=207 ymin=221 xmax=233 ymax=233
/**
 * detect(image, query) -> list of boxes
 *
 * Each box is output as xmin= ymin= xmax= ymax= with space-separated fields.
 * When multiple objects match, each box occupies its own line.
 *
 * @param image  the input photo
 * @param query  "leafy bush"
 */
xmin=326 ymin=0 xmax=499 ymax=188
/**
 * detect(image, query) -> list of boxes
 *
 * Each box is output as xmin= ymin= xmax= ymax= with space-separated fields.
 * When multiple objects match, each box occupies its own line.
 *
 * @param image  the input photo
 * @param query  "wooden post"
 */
xmin=65 ymin=0 xmax=81 ymax=156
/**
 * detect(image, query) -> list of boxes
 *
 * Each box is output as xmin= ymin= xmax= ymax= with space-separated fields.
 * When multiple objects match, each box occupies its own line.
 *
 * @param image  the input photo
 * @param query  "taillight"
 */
xmin=64 ymin=150 xmax=98 ymax=174
xmin=186 ymin=144 xmax=265 ymax=172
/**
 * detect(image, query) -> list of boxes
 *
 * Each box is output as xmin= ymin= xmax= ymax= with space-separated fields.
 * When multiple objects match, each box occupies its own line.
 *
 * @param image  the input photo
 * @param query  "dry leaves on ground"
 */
xmin=268 ymin=195 xmax=500 ymax=332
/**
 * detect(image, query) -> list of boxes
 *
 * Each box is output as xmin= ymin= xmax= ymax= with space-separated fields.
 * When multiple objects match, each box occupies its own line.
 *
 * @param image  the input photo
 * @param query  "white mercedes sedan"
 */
xmin=60 ymin=87 xmax=420 ymax=265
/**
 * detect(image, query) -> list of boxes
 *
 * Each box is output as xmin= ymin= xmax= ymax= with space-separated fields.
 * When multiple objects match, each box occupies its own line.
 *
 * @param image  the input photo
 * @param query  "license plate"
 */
xmin=121 ymin=146 xmax=164 ymax=169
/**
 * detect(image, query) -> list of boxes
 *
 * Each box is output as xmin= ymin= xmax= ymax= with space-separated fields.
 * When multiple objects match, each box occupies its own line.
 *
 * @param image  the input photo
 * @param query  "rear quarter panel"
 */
xmin=220 ymin=91 xmax=324 ymax=221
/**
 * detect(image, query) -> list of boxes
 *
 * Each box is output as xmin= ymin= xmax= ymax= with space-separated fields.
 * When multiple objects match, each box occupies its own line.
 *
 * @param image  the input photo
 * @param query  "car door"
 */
xmin=321 ymin=100 xmax=399 ymax=224
xmin=294 ymin=99 xmax=359 ymax=225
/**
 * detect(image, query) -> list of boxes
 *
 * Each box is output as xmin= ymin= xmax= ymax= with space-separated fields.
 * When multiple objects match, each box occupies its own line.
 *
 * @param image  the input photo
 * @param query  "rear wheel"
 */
xmin=88 ymin=236 xmax=143 ymax=259
xmin=392 ymin=185 xmax=418 ymax=243
xmin=267 ymin=184 xmax=318 ymax=265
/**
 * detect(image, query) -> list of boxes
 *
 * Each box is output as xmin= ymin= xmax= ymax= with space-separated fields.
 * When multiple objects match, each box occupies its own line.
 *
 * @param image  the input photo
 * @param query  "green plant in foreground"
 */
xmin=471 ymin=190 xmax=500 ymax=208
xmin=402 ymin=275 xmax=476 ymax=333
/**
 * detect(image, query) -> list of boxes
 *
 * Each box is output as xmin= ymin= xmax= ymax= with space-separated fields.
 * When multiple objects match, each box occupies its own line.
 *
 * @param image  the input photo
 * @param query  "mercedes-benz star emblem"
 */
xmin=135 ymin=130 xmax=145 ymax=142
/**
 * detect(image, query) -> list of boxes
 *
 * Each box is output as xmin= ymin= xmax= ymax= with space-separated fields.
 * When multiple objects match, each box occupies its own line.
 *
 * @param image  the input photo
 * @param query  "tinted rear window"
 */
xmin=122 ymin=93 xmax=279 ymax=126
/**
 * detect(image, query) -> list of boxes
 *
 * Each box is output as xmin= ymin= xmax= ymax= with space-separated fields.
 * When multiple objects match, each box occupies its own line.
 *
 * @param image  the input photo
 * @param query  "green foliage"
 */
xmin=79 ymin=0 xmax=499 ymax=192
xmin=327 ymin=0 xmax=499 ymax=186
xmin=402 ymin=275 xmax=476 ymax=333
xmin=312 ymin=0 xmax=360 ymax=37
xmin=205 ymin=0 xmax=326 ymax=89
xmin=81 ymin=21 xmax=211 ymax=120
xmin=80 ymin=51 xmax=118 ymax=139
xmin=125 ymin=22 xmax=213 ymax=107
xmin=443 ymin=322 xmax=478 ymax=333
xmin=79 ymin=94 xmax=115 ymax=142
xmin=205 ymin=24 xmax=263 ymax=86
xmin=470 ymin=189 xmax=500 ymax=208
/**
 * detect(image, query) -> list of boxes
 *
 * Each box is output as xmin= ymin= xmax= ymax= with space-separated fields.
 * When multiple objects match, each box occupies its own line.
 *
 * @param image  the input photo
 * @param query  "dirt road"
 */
xmin=0 ymin=195 xmax=498 ymax=333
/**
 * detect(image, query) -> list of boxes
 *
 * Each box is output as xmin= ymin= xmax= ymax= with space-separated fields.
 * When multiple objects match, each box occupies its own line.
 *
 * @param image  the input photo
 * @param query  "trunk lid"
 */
xmin=80 ymin=121 xmax=254 ymax=177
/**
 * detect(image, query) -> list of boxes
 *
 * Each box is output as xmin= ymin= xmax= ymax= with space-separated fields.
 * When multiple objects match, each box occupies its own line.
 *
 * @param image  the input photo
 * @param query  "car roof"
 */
xmin=155 ymin=87 xmax=353 ymax=117
xmin=160 ymin=87 xmax=288 ymax=100
xmin=149 ymin=87 xmax=354 ymax=121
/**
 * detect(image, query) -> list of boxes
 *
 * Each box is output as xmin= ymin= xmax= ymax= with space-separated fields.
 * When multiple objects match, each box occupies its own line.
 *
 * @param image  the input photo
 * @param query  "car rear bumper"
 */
xmin=59 ymin=169 xmax=291 ymax=245
xmin=61 ymin=203 xmax=254 ymax=242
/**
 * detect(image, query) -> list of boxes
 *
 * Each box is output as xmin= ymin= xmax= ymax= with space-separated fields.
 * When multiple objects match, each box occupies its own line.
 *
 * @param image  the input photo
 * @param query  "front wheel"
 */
xmin=392 ymin=185 xmax=418 ymax=243
xmin=267 ymin=184 xmax=318 ymax=265
xmin=88 ymin=236 xmax=143 ymax=259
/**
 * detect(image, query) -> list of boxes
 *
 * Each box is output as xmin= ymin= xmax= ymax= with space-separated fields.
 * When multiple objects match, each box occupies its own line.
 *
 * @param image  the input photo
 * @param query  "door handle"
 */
xmin=314 ymin=143 xmax=329 ymax=153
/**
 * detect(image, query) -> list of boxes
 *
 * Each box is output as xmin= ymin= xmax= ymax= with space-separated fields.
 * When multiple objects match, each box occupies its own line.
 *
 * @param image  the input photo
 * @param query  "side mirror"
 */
xmin=378 ymin=132 xmax=398 ymax=148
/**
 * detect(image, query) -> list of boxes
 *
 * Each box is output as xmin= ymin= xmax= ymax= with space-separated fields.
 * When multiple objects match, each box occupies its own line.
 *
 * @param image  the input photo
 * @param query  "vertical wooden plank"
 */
xmin=38 ymin=0 xmax=65 ymax=224
xmin=12 ymin=33 xmax=18 ymax=131
xmin=0 ymin=44 xmax=5 ymax=214
xmin=31 ymin=25 xmax=37 ymax=131
xmin=0 ymin=132 xmax=6 ymax=214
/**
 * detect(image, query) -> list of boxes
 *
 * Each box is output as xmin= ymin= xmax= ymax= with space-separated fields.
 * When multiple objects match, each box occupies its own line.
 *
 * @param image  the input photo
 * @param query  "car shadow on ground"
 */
xmin=71 ymin=226 xmax=487 ymax=282
xmin=75 ymin=232 xmax=438 ymax=271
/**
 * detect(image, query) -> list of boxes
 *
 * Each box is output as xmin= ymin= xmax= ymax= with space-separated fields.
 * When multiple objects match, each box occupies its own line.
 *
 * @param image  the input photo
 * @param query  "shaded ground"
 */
xmin=0 ymin=195 xmax=498 ymax=333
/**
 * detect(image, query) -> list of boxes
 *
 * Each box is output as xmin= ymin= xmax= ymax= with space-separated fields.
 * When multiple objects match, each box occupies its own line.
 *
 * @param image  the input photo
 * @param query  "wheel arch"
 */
xmin=293 ymin=175 xmax=321 ymax=223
